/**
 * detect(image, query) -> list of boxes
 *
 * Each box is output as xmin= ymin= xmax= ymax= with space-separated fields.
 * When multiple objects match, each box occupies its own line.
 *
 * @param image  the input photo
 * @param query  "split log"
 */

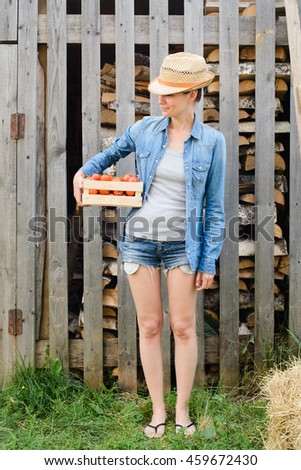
xmin=240 ymin=193 xmax=255 ymax=204
xmin=239 ymin=79 xmax=255 ymax=95
xmin=241 ymin=5 xmax=256 ymax=16
xmin=239 ymin=279 xmax=249 ymax=291
xmin=203 ymin=108 xmax=220 ymax=122
xmin=101 ymin=107 xmax=116 ymax=126
xmin=206 ymin=80 xmax=220 ymax=95
xmin=278 ymin=255 xmax=289 ymax=276
xmin=103 ymin=242 xmax=117 ymax=259
xmin=239 ymin=258 xmax=255 ymax=269
xmin=134 ymin=65 xmax=150 ymax=81
xmin=275 ymin=78 xmax=288 ymax=98
xmin=103 ymin=307 xmax=117 ymax=318
xmin=239 ymin=110 xmax=251 ymax=121
xmin=103 ymin=316 xmax=117 ymax=331
xmin=103 ymin=287 xmax=118 ymax=308
xmin=274 ymin=224 xmax=283 ymax=239
xmin=208 ymin=62 xmax=290 ymax=81
xmin=207 ymin=48 xmax=219 ymax=62
xmin=239 ymin=135 xmax=249 ymax=146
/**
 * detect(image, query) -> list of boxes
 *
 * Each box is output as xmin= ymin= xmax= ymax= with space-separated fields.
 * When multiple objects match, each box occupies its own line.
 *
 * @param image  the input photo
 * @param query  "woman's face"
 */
xmin=158 ymin=91 xmax=196 ymax=118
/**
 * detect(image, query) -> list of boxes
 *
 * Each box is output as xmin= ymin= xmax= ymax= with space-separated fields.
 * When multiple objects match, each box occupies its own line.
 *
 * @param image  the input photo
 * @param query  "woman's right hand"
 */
xmin=73 ymin=170 xmax=86 ymax=207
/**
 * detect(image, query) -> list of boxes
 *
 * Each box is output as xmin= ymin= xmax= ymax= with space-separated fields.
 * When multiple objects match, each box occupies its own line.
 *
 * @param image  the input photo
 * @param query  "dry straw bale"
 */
xmin=261 ymin=359 xmax=301 ymax=450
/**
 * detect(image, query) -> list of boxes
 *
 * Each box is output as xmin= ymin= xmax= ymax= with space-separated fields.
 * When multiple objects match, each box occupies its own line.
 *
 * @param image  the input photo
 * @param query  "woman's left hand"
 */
xmin=195 ymin=272 xmax=214 ymax=291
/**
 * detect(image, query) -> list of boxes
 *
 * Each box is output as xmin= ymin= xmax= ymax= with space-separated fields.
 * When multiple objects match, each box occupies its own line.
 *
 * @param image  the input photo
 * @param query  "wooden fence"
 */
xmin=0 ymin=0 xmax=301 ymax=392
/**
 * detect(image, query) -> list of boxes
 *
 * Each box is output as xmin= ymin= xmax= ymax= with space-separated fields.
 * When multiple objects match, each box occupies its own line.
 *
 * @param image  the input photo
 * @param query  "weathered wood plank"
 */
xmin=81 ymin=0 xmax=103 ymax=388
xmin=149 ymin=0 xmax=171 ymax=393
xmin=115 ymin=0 xmax=137 ymax=393
xmin=16 ymin=0 xmax=39 ymax=369
xmin=254 ymin=0 xmax=276 ymax=367
xmin=219 ymin=0 xmax=240 ymax=387
xmin=37 ymin=15 xmax=289 ymax=46
xmin=35 ymin=59 xmax=47 ymax=340
xmin=150 ymin=0 xmax=169 ymax=116
xmin=0 ymin=45 xmax=17 ymax=387
xmin=184 ymin=0 xmax=206 ymax=388
xmin=47 ymin=1 xmax=69 ymax=370
xmin=0 ymin=0 xmax=17 ymax=41
xmin=289 ymin=61 xmax=301 ymax=344
xmin=284 ymin=0 xmax=301 ymax=148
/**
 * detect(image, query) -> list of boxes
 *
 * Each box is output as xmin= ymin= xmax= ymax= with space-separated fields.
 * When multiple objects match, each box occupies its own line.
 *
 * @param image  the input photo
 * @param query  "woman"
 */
xmin=73 ymin=52 xmax=226 ymax=438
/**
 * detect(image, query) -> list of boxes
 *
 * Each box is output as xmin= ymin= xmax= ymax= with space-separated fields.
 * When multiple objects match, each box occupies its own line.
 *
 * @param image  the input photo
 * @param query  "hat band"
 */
xmin=158 ymin=77 xmax=205 ymax=88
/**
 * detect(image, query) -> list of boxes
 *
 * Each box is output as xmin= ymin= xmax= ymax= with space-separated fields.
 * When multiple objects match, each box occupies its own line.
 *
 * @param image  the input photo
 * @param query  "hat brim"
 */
xmin=148 ymin=71 xmax=215 ymax=95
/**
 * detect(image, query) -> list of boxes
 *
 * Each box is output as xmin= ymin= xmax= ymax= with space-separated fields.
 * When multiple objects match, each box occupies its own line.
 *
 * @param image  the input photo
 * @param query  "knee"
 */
xmin=139 ymin=318 xmax=163 ymax=339
xmin=171 ymin=320 xmax=195 ymax=341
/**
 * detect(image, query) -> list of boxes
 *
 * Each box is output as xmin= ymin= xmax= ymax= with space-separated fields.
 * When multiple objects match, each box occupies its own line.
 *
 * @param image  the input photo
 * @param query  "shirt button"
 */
xmin=163 ymin=145 xmax=165 ymax=148
xmin=155 ymin=160 xmax=158 ymax=163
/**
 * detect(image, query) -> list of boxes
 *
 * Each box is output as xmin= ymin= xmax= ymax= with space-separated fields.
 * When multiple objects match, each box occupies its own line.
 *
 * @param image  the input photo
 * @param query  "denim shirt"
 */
xmin=81 ymin=115 xmax=226 ymax=275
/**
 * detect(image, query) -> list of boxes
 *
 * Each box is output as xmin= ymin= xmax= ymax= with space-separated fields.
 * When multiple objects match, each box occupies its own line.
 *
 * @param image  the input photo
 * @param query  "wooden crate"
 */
xmin=82 ymin=179 xmax=143 ymax=207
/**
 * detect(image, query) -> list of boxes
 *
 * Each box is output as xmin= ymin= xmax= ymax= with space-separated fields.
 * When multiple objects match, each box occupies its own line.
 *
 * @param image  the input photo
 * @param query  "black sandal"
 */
xmin=175 ymin=422 xmax=196 ymax=435
xmin=144 ymin=422 xmax=166 ymax=438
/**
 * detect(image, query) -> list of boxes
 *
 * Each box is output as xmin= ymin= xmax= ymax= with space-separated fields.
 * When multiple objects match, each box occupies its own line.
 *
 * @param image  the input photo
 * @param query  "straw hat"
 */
xmin=148 ymin=52 xmax=215 ymax=95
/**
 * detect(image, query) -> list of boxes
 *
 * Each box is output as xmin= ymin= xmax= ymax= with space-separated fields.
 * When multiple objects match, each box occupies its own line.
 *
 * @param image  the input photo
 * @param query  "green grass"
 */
xmin=0 ymin=359 xmax=267 ymax=450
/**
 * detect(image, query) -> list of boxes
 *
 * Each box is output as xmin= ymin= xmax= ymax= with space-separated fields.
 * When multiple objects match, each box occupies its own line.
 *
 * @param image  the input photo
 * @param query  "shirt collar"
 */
xmin=156 ymin=114 xmax=203 ymax=139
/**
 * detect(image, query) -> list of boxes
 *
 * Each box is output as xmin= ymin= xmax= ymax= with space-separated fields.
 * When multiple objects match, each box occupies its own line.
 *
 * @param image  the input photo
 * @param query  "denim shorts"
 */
xmin=119 ymin=235 xmax=194 ymax=275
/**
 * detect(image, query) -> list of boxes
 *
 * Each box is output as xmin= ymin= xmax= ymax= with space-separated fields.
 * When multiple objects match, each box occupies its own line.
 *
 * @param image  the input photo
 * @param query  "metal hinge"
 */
xmin=10 ymin=113 xmax=25 ymax=140
xmin=8 ymin=309 xmax=23 ymax=335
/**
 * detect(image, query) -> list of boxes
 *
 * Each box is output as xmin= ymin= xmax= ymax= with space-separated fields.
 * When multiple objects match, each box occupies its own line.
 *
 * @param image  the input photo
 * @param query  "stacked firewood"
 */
xmin=203 ymin=42 xmax=290 ymax=338
xmin=100 ymin=53 xmax=150 ymax=127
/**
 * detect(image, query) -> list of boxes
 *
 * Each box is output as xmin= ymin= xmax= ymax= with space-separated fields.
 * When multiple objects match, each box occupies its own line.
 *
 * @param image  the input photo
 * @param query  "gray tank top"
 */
xmin=125 ymin=147 xmax=186 ymax=241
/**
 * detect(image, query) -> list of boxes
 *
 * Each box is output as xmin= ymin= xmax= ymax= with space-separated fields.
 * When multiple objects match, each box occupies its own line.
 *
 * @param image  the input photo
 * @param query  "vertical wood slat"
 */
xmin=47 ymin=1 xmax=69 ymax=370
xmin=0 ymin=0 xmax=18 ymax=41
xmin=82 ymin=0 xmax=103 ymax=388
xmin=184 ymin=0 xmax=206 ymax=388
xmin=184 ymin=0 xmax=204 ymax=121
xmin=16 ymin=0 xmax=39 ymax=368
xmin=288 ymin=0 xmax=301 ymax=344
xmin=289 ymin=76 xmax=301 ymax=344
xmin=149 ymin=0 xmax=171 ymax=393
xmin=219 ymin=0 xmax=240 ymax=387
xmin=0 ymin=45 xmax=18 ymax=386
xmin=255 ymin=0 xmax=276 ymax=367
xmin=284 ymin=0 xmax=301 ymax=149
xmin=149 ymin=0 xmax=169 ymax=116
xmin=115 ymin=0 xmax=137 ymax=392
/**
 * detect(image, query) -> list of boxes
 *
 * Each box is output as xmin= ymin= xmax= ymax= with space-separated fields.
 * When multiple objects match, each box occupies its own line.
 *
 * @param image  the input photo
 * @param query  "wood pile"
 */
xmin=100 ymin=53 xmax=150 ymax=127
xmin=203 ymin=42 xmax=290 ymax=340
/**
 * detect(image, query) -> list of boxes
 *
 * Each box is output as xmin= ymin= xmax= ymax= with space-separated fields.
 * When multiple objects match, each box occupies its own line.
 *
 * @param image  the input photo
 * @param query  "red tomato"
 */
xmin=100 ymin=174 xmax=113 ymax=181
xmin=92 ymin=173 xmax=101 ymax=180
xmin=129 ymin=176 xmax=140 ymax=182
xmin=122 ymin=173 xmax=133 ymax=182
xmin=89 ymin=189 xmax=98 ymax=194
xmin=112 ymin=176 xmax=124 ymax=195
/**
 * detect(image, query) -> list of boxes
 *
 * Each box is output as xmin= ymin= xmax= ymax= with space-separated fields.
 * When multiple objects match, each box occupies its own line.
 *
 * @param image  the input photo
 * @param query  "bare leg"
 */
xmin=127 ymin=265 xmax=166 ymax=437
xmin=167 ymin=267 xmax=198 ymax=435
